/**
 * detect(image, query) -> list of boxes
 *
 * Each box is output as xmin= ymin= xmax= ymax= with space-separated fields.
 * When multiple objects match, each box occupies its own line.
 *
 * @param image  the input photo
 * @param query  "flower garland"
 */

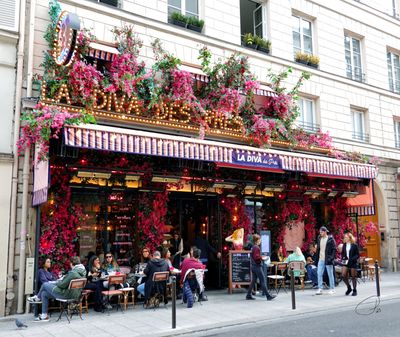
xmin=17 ymin=104 xmax=95 ymax=161
xmin=39 ymin=167 xmax=82 ymax=274
xmin=136 ymin=190 xmax=170 ymax=252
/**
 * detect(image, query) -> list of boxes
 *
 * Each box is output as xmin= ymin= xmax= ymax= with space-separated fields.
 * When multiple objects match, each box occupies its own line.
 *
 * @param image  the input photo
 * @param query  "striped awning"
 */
xmin=63 ymin=124 xmax=378 ymax=179
xmin=347 ymin=182 xmax=375 ymax=216
xmin=88 ymin=42 xmax=119 ymax=61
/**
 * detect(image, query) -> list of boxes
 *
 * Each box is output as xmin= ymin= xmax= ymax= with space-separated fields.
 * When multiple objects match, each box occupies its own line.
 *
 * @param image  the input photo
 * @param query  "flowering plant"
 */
xmin=68 ymin=61 xmax=103 ymax=106
xmin=136 ymin=190 xmax=170 ymax=252
xmin=18 ymin=104 xmax=95 ymax=161
xmin=39 ymin=167 xmax=82 ymax=274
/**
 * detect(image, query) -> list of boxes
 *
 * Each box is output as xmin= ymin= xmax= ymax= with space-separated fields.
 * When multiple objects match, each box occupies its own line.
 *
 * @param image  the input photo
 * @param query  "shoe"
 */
xmin=328 ymin=290 xmax=336 ymax=295
xmin=352 ymin=290 xmax=357 ymax=296
xmin=312 ymin=285 xmax=318 ymax=289
xmin=246 ymin=296 xmax=256 ymax=300
xmin=27 ymin=295 xmax=41 ymax=303
xmin=345 ymin=287 xmax=352 ymax=296
xmin=266 ymin=295 xmax=276 ymax=301
xmin=315 ymin=289 xmax=323 ymax=295
xmin=33 ymin=315 xmax=49 ymax=322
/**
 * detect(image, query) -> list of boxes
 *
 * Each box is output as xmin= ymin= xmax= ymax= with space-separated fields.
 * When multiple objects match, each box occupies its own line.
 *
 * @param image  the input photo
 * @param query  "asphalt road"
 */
xmin=190 ymin=297 xmax=400 ymax=337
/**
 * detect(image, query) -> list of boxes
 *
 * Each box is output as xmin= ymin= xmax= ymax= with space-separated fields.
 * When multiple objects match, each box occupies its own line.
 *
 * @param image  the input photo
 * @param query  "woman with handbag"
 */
xmin=341 ymin=232 xmax=360 ymax=296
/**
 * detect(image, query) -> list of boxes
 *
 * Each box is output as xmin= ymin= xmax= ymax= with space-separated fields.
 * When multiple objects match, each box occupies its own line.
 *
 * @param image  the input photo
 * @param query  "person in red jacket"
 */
xmin=180 ymin=247 xmax=204 ymax=287
xmin=246 ymin=234 xmax=276 ymax=301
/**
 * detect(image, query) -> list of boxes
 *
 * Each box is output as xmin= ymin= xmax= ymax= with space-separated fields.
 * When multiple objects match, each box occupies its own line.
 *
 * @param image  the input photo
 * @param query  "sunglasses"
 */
xmin=106 ymin=256 xmax=112 ymax=258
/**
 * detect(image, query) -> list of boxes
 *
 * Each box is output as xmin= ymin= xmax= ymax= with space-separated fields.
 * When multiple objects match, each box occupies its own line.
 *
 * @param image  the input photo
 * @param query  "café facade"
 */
xmin=9 ymin=0 xmax=395 ymax=315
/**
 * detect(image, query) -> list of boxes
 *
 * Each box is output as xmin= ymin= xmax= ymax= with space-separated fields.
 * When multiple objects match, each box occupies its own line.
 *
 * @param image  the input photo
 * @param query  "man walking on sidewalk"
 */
xmin=315 ymin=226 xmax=336 ymax=295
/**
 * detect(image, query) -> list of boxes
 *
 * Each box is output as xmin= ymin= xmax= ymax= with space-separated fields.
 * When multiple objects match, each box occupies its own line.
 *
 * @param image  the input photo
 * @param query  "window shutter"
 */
xmin=0 ymin=0 xmax=18 ymax=31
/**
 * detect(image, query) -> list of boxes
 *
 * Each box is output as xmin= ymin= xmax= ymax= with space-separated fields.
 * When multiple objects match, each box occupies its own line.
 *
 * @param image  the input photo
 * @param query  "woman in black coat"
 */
xmin=341 ymin=232 xmax=360 ymax=296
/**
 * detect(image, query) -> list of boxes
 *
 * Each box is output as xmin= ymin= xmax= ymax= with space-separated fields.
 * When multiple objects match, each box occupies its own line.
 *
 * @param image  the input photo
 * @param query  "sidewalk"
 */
xmin=1 ymin=273 xmax=400 ymax=337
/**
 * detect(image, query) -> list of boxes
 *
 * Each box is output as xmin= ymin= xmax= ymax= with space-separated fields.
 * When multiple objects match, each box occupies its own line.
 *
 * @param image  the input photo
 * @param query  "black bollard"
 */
xmin=374 ymin=260 xmax=380 ymax=297
xmin=290 ymin=266 xmax=296 ymax=310
xmin=171 ymin=276 xmax=176 ymax=329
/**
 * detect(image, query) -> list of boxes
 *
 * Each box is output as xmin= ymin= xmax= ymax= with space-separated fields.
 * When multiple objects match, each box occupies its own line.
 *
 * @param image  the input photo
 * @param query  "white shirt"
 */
xmin=319 ymin=236 xmax=328 ymax=261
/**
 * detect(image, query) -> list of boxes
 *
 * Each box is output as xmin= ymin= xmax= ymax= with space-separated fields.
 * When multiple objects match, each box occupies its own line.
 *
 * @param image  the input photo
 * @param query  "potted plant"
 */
xmin=242 ymin=33 xmax=257 ymax=49
xmin=308 ymin=54 xmax=320 ymax=68
xmin=254 ymin=35 xmax=271 ymax=54
xmin=187 ymin=16 xmax=205 ymax=33
xmin=170 ymin=12 xmax=188 ymax=28
xmin=294 ymin=51 xmax=309 ymax=65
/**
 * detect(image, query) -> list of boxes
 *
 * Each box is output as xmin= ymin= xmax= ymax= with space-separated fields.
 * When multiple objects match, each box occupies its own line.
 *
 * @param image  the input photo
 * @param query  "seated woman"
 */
xmin=285 ymin=247 xmax=306 ymax=278
xmin=85 ymin=255 xmax=107 ymax=312
xmin=270 ymin=245 xmax=286 ymax=262
xmin=102 ymin=252 xmax=120 ymax=274
xmin=170 ymin=231 xmax=184 ymax=269
xmin=225 ymin=228 xmax=244 ymax=250
xmin=38 ymin=257 xmax=58 ymax=289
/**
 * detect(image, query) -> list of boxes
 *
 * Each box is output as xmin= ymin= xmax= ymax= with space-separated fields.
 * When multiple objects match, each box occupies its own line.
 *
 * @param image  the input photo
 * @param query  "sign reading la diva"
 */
xmin=41 ymin=82 xmax=244 ymax=136
xmin=232 ymin=151 xmax=281 ymax=169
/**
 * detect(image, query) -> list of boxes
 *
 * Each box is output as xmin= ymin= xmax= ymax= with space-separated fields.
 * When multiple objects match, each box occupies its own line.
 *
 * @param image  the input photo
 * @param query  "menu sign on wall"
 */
xmin=228 ymin=250 xmax=251 ymax=294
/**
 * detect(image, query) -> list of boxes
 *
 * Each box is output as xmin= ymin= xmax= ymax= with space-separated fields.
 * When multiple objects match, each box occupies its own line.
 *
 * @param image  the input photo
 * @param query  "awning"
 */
xmin=88 ymin=42 xmax=120 ymax=61
xmin=63 ymin=124 xmax=378 ymax=179
xmin=347 ymin=182 xmax=375 ymax=216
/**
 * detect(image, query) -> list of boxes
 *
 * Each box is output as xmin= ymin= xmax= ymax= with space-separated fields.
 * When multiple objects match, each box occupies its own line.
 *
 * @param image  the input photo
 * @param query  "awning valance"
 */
xmin=347 ymin=182 xmax=375 ymax=216
xmin=63 ymin=124 xmax=378 ymax=179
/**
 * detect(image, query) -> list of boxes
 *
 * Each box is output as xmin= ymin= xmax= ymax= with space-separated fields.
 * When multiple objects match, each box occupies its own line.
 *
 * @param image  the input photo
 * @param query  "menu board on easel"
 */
xmin=228 ymin=250 xmax=251 ymax=294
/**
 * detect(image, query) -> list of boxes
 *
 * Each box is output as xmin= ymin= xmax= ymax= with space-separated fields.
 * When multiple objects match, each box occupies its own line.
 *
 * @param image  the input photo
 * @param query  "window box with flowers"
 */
xmin=295 ymin=52 xmax=320 ymax=68
xmin=170 ymin=12 xmax=188 ymax=28
xmin=254 ymin=35 xmax=271 ymax=54
xmin=242 ymin=33 xmax=258 ymax=50
xmin=187 ymin=16 xmax=204 ymax=33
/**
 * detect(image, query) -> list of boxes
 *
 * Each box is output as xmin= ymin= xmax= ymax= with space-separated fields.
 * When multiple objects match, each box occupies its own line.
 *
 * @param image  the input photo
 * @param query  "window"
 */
xmin=297 ymin=98 xmax=318 ymax=132
xmin=352 ymin=109 xmax=369 ymax=142
xmin=97 ymin=0 xmax=119 ymax=7
xmin=292 ymin=15 xmax=313 ymax=55
xmin=0 ymin=0 xmax=18 ymax=31
xmin=387 ymin=51 xmax=400 ymax=93
xmin=394 ymin=119 xmax=400 ymax=148
xmin=344 ymin=35 xmax=363 ymax=82
xmin=168 ymin=0 xmax=199 ymax=19
xmin=240 ymin=0 xmax=267 ymax=38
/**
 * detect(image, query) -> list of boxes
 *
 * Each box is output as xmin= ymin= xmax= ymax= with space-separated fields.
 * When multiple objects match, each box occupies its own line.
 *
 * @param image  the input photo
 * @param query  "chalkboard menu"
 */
xmin=228 ymin=250 xmax=251 ymax=294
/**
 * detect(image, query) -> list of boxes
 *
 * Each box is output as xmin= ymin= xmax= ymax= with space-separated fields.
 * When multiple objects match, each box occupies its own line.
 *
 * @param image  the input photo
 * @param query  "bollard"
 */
xmin=374 ymin=260 xmax=380 ymax=298
xmin=171 ymin=276 xmax=176 ymax=329
xmin=290 ymin=266 xmax=296 ymax=310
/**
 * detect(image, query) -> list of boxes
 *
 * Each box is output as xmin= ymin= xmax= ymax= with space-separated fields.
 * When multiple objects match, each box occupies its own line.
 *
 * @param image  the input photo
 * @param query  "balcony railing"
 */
xmin=297 ymin=121 xmax=320 ymax=133
xmin=352 ymin=131 xmax=370 ymax=142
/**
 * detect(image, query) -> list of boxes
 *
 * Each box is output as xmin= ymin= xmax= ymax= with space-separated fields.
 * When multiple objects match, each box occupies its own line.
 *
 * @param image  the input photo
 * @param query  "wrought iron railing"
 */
xmin=352 ymin=131 xmax=370 ymax=142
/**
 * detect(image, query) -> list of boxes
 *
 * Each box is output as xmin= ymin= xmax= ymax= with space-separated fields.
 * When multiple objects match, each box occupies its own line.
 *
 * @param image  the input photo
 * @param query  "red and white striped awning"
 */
xmin=88 ymin=42 xmax=119 ymax=61
xmin=63 ymin=124 xmax=378 ymax=179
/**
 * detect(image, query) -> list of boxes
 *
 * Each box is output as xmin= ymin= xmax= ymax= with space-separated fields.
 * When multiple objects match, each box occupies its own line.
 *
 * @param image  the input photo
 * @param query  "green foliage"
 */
xmin=243 ymin=33 xmax=254 ymax=45
xmin=254 ymin=35 xmax=271 ymax=50
xmin=170 ymin=11 xmax=188 ymax=23
xmin=187 ymin=16 xmax=204 ymax=28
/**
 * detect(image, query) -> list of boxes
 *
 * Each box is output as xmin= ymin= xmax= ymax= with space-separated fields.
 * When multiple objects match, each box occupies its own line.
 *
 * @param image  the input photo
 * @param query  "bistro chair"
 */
xmin=81 ymin=289 xmax=94 ymax=314
xmin=101 ymin=274 xmax=126 ymax=315
xmin=267 ymin=262 xmax=287 ymax=294
xmin=56 ymin=278 xmax=87 ymax=323
xmin=288 ymin=261 xmax=306 ymax=290
xmin=145 ymin=271 xmax=170 ymax=309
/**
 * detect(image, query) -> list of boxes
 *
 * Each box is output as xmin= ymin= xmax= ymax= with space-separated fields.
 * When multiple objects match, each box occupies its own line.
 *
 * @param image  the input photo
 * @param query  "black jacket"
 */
xmin=143 ymin=258 xmax=169 ymax=301
xmin=316 ymin=235 xmax=336 ymax=265
xmin=341 ymin=243 xmax=360 ymax=268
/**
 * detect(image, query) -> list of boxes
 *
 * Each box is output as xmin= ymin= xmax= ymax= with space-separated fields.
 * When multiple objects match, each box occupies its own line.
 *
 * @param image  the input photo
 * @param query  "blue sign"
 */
xmin=232 ymin=151 xmax=281 ymax=169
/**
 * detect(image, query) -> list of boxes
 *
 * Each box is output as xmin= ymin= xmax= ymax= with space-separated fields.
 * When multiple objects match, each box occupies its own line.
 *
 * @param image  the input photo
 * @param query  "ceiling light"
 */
xmin=264 ymin=184 xmax=285 ymax=192
xmin=151 ymin=176 xmax=181 ymax=183
xmin=125 ymin=174 xmax=141 ymax=181
xmin=77 ymin=171 xmax=111 ymax=179
xmin=341 ymin=192 xmax=359 ymax=198
xmin=212 ymin=182 xmax=237 ymax=189
xmin=328 ymin=191 xmax=338 ymax=197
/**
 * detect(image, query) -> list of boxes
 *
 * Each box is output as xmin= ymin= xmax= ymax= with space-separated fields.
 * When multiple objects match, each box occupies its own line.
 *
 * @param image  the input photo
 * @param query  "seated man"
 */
xmin=180 ymin=247 xmax=205 ymax=307
xmin=28 ymin=256 xmax=86 ymax=322
xmin=304 ymin=243 xmax=318 ymax=288
xmin=137 ymin=250 xmax=170 ymax=305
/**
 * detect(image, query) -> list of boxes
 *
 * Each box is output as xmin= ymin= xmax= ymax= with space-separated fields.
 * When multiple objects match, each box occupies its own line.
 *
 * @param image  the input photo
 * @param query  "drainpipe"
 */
xmin=6 ymin=0 xmax=27 ymax=315
xmin=16 ymin=0 xmax=37 ymax=314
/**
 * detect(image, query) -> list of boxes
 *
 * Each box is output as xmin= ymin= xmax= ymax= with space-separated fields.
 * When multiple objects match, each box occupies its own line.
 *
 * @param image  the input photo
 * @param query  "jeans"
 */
xmin=306 ymin=265 xmax=318 ymax=285
xmin=317 ymin=260 xmax=335 ymax=290
xmin=246 ymin=265 xmax=271 ymax=298
xmin=85 ymin=280 xmax=105 ymax=310
xmin=40 ymin=282 xmax=68 ymax=314
xmin=137 ymin=283 xmax=145 ymax=296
